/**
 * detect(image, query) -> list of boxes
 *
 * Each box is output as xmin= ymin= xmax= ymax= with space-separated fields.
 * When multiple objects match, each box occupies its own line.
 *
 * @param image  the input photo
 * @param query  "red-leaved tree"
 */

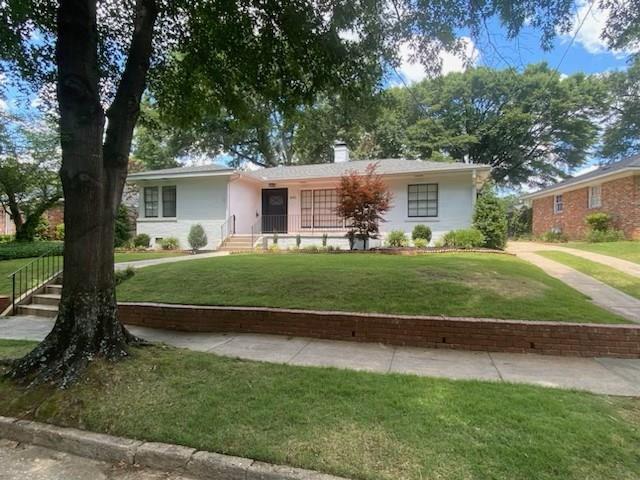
xmin=336 ymin=163 xmax=392 ymax=250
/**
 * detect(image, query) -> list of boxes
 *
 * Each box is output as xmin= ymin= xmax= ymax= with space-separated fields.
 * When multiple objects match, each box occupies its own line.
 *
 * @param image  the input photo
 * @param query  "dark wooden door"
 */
xmin=262 ymin=188 xmax=288 ymax=233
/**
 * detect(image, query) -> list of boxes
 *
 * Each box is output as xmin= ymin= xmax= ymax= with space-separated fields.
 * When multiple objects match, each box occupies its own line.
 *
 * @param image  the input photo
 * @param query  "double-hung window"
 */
xmin=408 ymin=184 xmax=438 ymax=217
xmin=554 ymin=194 xmax=564 ymax=214
xmin=144 ymin=187 xmax=159 ymax=218
xmin=162 ymin=186 xmax=177 ymax=217
xmin=588 ymin=185 xmax=602 ymax=209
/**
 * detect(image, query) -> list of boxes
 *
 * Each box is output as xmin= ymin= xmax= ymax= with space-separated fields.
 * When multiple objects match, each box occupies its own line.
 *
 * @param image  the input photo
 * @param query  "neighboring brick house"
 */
xmin=523 ymin=155 xmax=640 ymax=240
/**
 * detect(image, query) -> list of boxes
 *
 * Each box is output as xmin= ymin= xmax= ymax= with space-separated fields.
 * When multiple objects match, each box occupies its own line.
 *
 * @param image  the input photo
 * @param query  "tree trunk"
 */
xmin=9 ymin=0 xmax=157 ymax=387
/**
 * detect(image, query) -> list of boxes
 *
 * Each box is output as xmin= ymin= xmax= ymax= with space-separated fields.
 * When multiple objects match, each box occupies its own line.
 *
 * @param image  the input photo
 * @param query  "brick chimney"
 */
xmin=333 ymin=141 xmax=350 ymax=163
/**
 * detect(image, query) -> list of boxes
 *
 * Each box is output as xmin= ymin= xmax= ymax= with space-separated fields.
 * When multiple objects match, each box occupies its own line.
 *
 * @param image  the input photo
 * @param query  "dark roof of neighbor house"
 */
xmin=244 ymin=158 xmax=489 ymax=181
xmin=127 ymin=158 xmax=490 ymax=182
xmin=523 ymin=154 xmax=640 ymax=200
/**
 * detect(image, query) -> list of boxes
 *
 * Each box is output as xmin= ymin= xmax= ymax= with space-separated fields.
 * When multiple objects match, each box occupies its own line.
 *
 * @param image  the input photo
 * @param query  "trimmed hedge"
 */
xmin=0 ymin=241 xmax=63 ymax=261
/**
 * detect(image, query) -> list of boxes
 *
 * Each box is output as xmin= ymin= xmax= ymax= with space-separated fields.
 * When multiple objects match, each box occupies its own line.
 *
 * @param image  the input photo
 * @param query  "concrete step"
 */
xmin=32 ymin=293 xmax=61 ymax=306
xmin=45 ymin=284 xmax=62 ymax=294
xmin=17 ymin=304 xmax=58 ymax=318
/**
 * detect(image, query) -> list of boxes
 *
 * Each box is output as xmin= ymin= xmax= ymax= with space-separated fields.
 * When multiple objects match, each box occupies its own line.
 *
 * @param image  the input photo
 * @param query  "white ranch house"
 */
xmin=127 ymin=144 xmax=491 ymax=250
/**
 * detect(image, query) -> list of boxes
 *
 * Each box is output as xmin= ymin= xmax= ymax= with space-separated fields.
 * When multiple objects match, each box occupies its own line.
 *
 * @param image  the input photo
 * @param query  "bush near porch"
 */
xmin=116 ymin=253 xmax=626 ymax=323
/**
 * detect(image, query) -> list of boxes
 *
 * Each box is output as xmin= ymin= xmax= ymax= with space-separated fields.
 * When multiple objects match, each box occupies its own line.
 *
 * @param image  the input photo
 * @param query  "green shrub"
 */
xmin=54 ymin=223 xmax=65 ymax=240
xmin=540 ymin=230 xmax=568 ymax=243
xmin=0 ymin=240 xmax=63 ymax=260
xmin=159 ymin=237 xmax=180 ymax=250
xmin=272 ymin=233 xmax=278 ymax=245
xmin=0 ymin=234 xmax=14 ymax=243
xmin=386 ymin=230 xmax=408 ymax=247
xmin=442 ymin=228 xmax=485 ymax=249
xmin=586 ymin=229 xmax=625 ymax=243
xmin=413 ymin=238 xmax=428 ymax=248
xmin=412 ymin=224 xmax=432 ymax=242
xmin=322 ymin=233 xmax=328 ymax=247
xmin=295 ymin=234 xmax=301 ymax=248
xmin=115 ymin=266 xmax=136 ymax=285
xmin=268 ymin=244 xmax=280 ymax=252
xmin=133 ymin=233 xmax=150 ymax=248
xmin=585 ymin=212 xmax=612 ymax=232
xmin=34 ymin=216 xmax=51 ymax=240
xmin=114 ymin=205 xmax=132 ymax=247
xmin=188 ymin=224 xmax=208 ymax=252
xmin=473 ymin=186 xmax=508 ymax=249
xmin=301 ymin=245 xmax=320 ymax=253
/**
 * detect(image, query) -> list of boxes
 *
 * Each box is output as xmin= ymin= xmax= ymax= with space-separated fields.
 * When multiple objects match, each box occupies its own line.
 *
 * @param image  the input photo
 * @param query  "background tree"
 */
xmin=0 ymin=0 xmax=580 ymax=384
xmin=352 ymin=64 xmax=608 ymax=187
xmin=336 ymin=163 xmax=392 ymax=250
xmin=0 ymin=110 xmax=62 ymax=241
xmin=600 ymin=58 xmax=640 ymax=160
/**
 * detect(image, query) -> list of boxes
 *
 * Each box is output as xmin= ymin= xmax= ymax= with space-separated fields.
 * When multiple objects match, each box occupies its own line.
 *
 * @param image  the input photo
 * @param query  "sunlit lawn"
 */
xmin=563 ymin=241 xmax=640 ymax=264
xmin=117 ymin=253 xmax=627 ymax=323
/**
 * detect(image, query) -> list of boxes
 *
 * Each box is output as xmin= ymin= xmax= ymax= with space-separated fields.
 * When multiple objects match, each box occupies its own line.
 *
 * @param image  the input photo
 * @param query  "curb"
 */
xmin=0 ymin=416 xmax=347 ymax=480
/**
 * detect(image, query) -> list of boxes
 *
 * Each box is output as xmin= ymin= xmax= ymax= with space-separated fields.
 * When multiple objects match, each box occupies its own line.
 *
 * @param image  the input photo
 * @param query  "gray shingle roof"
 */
xmin=128 ymin=164 xmax=233 ymax=179
xmin=244 ymin=158 xmax=488 ymax=181
xmin=524 ymin=154 xmax=640 ymax=198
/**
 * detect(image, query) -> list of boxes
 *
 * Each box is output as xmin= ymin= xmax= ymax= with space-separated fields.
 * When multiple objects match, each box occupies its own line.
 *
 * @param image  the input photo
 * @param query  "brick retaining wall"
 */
xmin=118 ymin=303 xmax=640 ymax=358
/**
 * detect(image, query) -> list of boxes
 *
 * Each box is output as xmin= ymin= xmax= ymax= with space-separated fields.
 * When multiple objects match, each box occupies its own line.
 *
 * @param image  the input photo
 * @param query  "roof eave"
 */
xmin=522 ymin=167 xmax=640 ymax=200
xmin=127 ymin=170 xmax=235 ymax=182
xmin=243 ymin=164 xmax=491 ymax=183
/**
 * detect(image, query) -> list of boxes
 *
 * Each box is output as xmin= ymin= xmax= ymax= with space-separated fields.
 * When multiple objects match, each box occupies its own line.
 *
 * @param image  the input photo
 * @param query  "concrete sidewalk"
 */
xmin=115 ymin=251 xmax=229 ymax=271
xmin=508 ymin=244 xmax=640 ymax=323
xmin=510 ymin=241 xmax=640 ymax=277
xmin=2 ymin=316 xmax=639 ymax=396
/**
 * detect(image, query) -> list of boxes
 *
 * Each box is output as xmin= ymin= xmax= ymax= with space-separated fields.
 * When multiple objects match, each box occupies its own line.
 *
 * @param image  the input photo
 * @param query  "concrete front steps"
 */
xmin=218 ymin=234 xmax=257 ymax=252
xmin=17 ymin=279 xmax=61 ymax=318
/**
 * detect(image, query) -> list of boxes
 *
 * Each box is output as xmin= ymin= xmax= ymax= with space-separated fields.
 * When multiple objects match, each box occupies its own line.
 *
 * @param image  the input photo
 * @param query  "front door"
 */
xmin=262 ymin=188 xmax=288 ymax=233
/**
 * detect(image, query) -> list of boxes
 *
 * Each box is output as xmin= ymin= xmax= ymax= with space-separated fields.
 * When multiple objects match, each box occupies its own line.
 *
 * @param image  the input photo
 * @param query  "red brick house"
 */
xmin=523 ymin=155 xmax=640 ymax=240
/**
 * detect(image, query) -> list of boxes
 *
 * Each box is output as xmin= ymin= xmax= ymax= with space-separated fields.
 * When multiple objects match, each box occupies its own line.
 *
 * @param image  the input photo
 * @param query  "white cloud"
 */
xmin=397 ymin=36 xmax=479 ymax=84
xmin=562 ymin=1 xmax=638 ymax=56
xmin=0 ymin=98 xmax=8 ymax=113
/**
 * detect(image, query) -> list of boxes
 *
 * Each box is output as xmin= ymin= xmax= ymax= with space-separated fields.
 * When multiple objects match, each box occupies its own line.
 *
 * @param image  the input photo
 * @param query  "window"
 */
xmin=554 ymin=194 xmax=564 ymax=214
xmin=588 ymin=185 xmax=602 ymax=209
xmin=162 ymin=186 xmax=177 ymax=217
xmin=300 ymin=189 xmax=341 ymax=228
xmin=408 ymin=184 xmax=438 ymax=217
xmin=144 ymin=187 xmax=159 ymax=217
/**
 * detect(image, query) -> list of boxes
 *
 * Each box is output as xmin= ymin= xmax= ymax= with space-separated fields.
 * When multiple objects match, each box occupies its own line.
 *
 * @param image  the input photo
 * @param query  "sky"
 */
xmin=395 ymin=1 xmax=631 ymax=84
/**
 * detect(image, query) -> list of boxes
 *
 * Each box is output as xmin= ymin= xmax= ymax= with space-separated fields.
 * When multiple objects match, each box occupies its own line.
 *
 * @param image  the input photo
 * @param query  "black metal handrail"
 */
xmin=8 ymin=248 xmax=63 ymax=314
xmin=220 ymin=214 xmax=236 ymax=246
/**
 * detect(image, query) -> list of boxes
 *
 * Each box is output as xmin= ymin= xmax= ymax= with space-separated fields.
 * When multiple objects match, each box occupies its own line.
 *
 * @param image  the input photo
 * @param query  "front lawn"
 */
xmin=538 ymin=251 xmax=640 ymax=300
xmin=0 ymin=251 xmax=184 ymax=296
xmin=1 ymin=340 xmax=638 ymax=480
xmin=117 ymin=253 xmax=626 ymax=323
xmin=563 ymin=241 xmax=640 ymax=264
xmin=114 ymin=251 xmax=186 ymax=263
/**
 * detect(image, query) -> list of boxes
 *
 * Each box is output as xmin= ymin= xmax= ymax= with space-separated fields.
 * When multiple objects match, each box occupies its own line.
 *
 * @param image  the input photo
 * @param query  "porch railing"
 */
xmin=8 ymin=247 xmax=63 ymax=314
xmin=253 ymin=214 xmax=349 ymax=236
xmin=220 ymin=214 xmax=236 ymax=246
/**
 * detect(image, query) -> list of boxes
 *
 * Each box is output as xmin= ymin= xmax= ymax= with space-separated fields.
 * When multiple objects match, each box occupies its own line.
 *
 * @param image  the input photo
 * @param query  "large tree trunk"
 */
xmin=9 ymin=0 xmax=157 ymax=387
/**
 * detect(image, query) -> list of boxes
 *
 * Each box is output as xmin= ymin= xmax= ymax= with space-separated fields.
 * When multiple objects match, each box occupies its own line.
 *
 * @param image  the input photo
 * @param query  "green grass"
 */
xmin=538 ymin=251 xmax=640 ymax=300
xmin=117 ymin=253 xmax=627 ymax=323
xmin=113 ymin=251 xmax=186 ymax=263
xmin=1 ymin=340 xmax=639 ymax=480
xmin=563 ymin=241 xmax=640 ymax=264
xmin=0 ymin=251 xmax=184 ymax=296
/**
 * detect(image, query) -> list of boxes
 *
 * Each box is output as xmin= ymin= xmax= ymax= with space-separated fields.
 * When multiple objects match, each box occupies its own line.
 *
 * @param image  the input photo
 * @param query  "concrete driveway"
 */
xmin=2 ymin=316 xmax=639 ymax=396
